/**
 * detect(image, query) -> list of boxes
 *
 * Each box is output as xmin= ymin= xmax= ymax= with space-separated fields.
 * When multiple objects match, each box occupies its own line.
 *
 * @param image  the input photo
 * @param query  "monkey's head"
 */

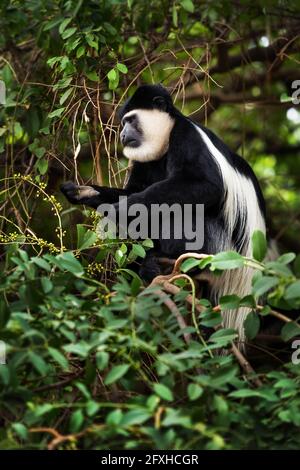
xmin=118 ymin=84 xmax=175 ymax=162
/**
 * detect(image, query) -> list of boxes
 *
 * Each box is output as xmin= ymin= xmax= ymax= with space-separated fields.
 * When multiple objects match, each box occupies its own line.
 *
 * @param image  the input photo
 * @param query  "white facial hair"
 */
xmin=122 ymin=109 xmax=175 ymax=162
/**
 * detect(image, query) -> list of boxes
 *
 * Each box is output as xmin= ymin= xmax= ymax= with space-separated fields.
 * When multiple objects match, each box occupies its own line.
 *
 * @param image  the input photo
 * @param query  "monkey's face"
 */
xmin=120 ymin=109 xmax=174 ymax=162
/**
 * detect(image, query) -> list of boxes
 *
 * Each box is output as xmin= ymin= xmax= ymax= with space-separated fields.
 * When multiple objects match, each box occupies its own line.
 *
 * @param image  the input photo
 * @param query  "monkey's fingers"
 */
xmin=60 ymin=181 xmax=101 ymax=207
xmin=60 ymin=181 xmax=82 ymax=204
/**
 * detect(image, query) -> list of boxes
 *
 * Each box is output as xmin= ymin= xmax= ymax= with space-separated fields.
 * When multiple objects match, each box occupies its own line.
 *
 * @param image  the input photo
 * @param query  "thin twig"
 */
xmin=230 ymin=342 xmax=263 ymax=387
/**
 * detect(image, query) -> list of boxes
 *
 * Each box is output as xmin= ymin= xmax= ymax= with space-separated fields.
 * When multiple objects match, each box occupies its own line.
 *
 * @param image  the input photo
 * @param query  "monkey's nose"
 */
xmin=120 ymin=130 xmax=126 ymax=144
xmin=120 ymin=130 xmax=136 ymax=146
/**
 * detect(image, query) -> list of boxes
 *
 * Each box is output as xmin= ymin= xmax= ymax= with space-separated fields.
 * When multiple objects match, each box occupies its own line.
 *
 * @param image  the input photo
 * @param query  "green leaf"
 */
xmin=33 ymin=404 xmax=54 ymax=417
xmin=104 ymin=364 xmax=129 ymax=385
xmin=120 ymin=243 xmax=128 ymax=254
xmin=59 ymin=17 xmax=72 ymax=35
xmin=75 ymin=382 xmax=91 ymax=399
xmin=43 ymin=17 xmax=62 ymax=31
xmin=47 ymin=56 xmax=61 ymax=68
xmin=48 ymin=107 xmax=65 ymax=119
xmin=142 ymin=239 xmax=154 ymax=248
xmin=31 ymin=257 xmax=51 ymax=271
xmin=131 ymin=276 xmax=142 ymax=295
xmin=229 ymin=389 xmax=261 ymax=398
xmin=41 ymin=277 xmax=53 ymax=294
xmin=244 ymin=311 xmax=260 ymax=339
xmin=172 ymin=4 xmax=178 ymax=27
xmin=61 ymin=27 xmax=77 ymax=40
xmin=181 ymin=257 xmax=200 ymax=273
xmin=199 ymin=310 xmax=222 ymax=328
xmin=211 ymin=251 xmax=244 ymax=270
xmin=56 ymin=251 xmax=84 ymax=276
xmin=36 ymin=157 xmax=48 ymax=175
xmin=209 ymin=328 xmax=238 ymax=344
xmin=11 ymin=423 xmax=28 ymax=440
xmin=116 ymin=63 xmax=128 ymax=74
xmin=240 ymin=295 xmax=256 ymax=308
xmin=146 ymin=395 xmax=160 ymax=411
xmin=54 ymin=76 xmax=72 ymax=90
xmin=162 ymin=408 xmax=191 ymax=427
xmin=86 ymin=401 xmax=100 ymax=417
xmin=60 ymin=87 xmax=73 ymax=105
xmin=187 ymin=383 xmax=203 ymax=400
xmin=131 ymin=244 xmax=146 ymax=259
xmin=198 ymin=256 xmax=213 ymax=270
xmin=252 ymin=276 xmax=279 ymax=297
xmin=106 ymin=409 xmax=123 ymax=426
xmin=153 ymin=383 xmax=173 ymax=401
xmin=76 ymin=46 xmax=85 ymax=58
xmin=48 ymin=347 xmax=69 ymax=371
xmin=86 ymin=71 xmax=99 ymax=82
xmin=96 ymin=351 xmax=109 ymax=370
xmin=181 ymin=0 xmax=195 ymax=13
xmin=63 ymin=342 xmax=90 ymax=358
xmin=28 ymin=351 xmax=48 ymax=375
xmin=86 ymin=34 xmax=99 ymax=51
xmin=277 ymin=253 xmax=296 ymax=265
xmin=274 ymin=378 xmax=297 ymax=389
xmin=115 ymin=248 xmax=126 ymax=266
xmin=120 ymin=409 xmax=151 ymax=426
xmin=252 ymin=230 xmax=267 ymax=262
xmin=69 ymin=409 xmax=84 ymax=433
xmin=76 ymin=225 xmax=97 ymax=250
xmin=107 ymin=68 xmax=117 ymax=81
xmin=211 ymin=365 xmax=238 ymax=387
xmin=67 ymin=37 xmax=81 ymax=51
xmin=259 ymin=305 xmax=271 ymax=316
xmin=265 ymin=261 xmax=292 ymax=277
xmin=107 ymin=68 xmax=119 ymax=90
xmin=29 ymin=144 xmax=43 ymax=158
xmin=285 ymin=281 xmax=300 ymax=300
xmin=220 ymin=294 xmax=240 ymax=310
xmin=293 ymin=254 xmax=300 ymax=277
xmin=281 ymin=322 xmax=300 ymax=342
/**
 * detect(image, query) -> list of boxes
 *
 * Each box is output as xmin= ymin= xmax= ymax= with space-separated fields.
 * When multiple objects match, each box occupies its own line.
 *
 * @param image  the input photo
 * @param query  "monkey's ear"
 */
xmin=152 ymin=96 xmax=167 ymax=111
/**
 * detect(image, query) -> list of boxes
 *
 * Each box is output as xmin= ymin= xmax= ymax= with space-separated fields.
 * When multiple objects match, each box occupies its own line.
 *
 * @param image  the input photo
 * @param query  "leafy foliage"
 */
xmin=0 ymin=238 xmax=300 ymax=449
xmin=0 ymin=0 xmax=300 ymax=451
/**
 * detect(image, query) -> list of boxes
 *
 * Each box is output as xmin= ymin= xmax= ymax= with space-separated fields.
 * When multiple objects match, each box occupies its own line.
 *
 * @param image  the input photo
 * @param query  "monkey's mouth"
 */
xmin=124 ymin=139 xmax=139 ymax=148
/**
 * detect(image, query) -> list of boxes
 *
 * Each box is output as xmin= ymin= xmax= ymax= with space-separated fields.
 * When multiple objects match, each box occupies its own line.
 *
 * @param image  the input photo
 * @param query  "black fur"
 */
xmin=61 ymin=84 xmax=266 ymax=282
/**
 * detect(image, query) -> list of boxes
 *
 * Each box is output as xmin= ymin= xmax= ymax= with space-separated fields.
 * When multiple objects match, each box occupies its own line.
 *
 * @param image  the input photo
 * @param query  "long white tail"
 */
xmin=194 ymin=124 xmax=268 ymax=348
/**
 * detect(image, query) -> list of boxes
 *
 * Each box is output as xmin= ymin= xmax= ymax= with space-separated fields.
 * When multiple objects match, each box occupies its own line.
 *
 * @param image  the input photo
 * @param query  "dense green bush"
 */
xmin=1 ymin=230 xmax=300 ymax=449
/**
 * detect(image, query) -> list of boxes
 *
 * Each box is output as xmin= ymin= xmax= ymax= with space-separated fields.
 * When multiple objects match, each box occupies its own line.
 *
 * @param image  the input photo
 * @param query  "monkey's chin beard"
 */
xmin=121 ymin=109 xmax=174 ymax=162
xmin=122 ymin=142 xmax=168 ymax=163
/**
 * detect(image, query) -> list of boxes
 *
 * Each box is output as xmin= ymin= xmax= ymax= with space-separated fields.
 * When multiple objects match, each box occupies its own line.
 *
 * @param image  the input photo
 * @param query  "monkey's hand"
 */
xmin=60 ymin=181 xmax=132 ymax=208
xmin=60 ymin=181 xmax=102 ymax=207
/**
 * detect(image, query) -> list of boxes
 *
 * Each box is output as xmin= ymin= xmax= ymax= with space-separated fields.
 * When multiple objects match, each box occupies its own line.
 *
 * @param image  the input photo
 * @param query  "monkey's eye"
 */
xmin=152 ymin=96 xmax=167 ymax=111
xmin=121 ymin=114 xmax=136 ymax=127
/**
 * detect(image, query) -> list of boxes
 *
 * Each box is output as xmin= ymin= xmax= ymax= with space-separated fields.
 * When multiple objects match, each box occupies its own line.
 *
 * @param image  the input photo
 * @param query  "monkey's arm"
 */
xmin=60 ymin=161 xmax=149 ymax=208
xmin=117 ymin=176 xmax=222 ymax=208
xmin=60 ymin=182 xmax=132 ymax=208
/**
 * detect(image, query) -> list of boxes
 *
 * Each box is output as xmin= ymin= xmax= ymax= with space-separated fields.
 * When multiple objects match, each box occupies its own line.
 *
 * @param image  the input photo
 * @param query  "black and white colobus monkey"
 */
xmin=61 ymin=84 xmax=268 ymax=344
